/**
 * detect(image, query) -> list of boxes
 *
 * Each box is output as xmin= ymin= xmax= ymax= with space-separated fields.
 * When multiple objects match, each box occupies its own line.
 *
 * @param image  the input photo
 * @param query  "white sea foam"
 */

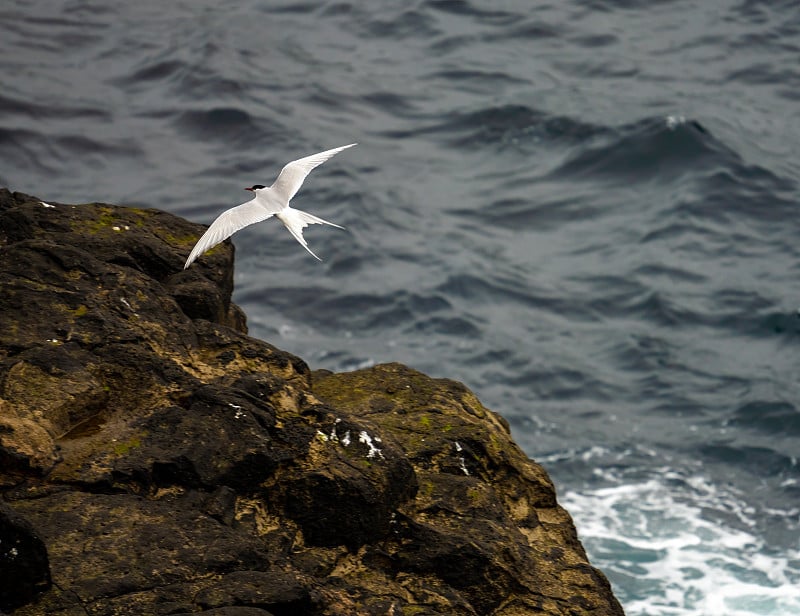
xmin=561 ymin=478 xmax=800 ymax=616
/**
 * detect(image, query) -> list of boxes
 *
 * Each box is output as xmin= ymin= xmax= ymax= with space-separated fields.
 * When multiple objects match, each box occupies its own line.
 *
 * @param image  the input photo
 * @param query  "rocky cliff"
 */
xmin=0 ymin=188 xmax=624 ymax=615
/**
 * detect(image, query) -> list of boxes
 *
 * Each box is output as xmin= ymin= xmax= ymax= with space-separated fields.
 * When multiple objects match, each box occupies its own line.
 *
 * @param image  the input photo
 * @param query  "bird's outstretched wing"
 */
xmin=184 ymin=199 xmax=276 ymax=268
xmin=270 ymin=143 xmax=356 ymax=203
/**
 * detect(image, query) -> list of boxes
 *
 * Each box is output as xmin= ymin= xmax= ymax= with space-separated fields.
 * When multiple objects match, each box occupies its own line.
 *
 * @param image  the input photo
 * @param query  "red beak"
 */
xmin=244 ymin=187 xmax=254 ymax=191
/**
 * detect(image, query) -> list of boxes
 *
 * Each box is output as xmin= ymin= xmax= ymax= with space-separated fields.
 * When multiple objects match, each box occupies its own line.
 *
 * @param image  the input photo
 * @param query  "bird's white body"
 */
xmin=184 ymin=143 xmax=355 ymax=268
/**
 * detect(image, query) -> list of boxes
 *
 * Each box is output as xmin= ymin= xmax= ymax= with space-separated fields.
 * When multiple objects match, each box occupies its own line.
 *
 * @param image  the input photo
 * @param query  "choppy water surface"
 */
xmin=2 ymin=1 xmax=800 ymax=613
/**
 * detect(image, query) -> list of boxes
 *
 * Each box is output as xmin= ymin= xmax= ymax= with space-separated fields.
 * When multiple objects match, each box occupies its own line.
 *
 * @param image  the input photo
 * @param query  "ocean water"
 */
xmin=2 ymin=1 xmax=799 ymax=613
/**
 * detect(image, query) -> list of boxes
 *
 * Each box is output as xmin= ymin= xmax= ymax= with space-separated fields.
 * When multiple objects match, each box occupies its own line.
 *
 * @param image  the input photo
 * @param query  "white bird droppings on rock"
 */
xmin=454 ymin=441 xmax=469 ymax=475
xmin=359 ymin=431 xmax=384 ymax=459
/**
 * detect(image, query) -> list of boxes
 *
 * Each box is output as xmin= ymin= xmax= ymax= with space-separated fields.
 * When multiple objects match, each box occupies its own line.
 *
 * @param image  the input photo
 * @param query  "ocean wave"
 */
xmin=699 ymin=444 xmax=797 ymax=477
xmin=237 ymin=283 xmax=471 ymax=336
xmin=436 ymin=272 xmax=598 ymax=321
xmin=726 ymin=400 xmax=800 ymax=436
xmin=550 ymin=117 xmax=730 ymax=183
xmin=0 ymin=92 xmax=110 ymax=121
xmin=173 ymin=107 xmax=274 ymax=145
xmin=357 ymin=6 xmax=440 ymax=39
xmin=451 ymin=193 xmax=602 ymax=230
xmin=380 ymin=104 xmax=603 ymax=149
xmin=0 ymin=127 xmax=144 ymax=179
xmin=562 ymin=475 xmax=800 ymax=616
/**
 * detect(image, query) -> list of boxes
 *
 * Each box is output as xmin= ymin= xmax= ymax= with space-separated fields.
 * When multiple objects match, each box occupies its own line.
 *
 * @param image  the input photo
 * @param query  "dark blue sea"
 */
xmin=3 ymin=1 xmax=799 ymax=613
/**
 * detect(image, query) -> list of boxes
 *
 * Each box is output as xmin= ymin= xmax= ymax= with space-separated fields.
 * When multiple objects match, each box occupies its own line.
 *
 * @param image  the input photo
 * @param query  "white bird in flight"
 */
xmin=184 ymin=143 xmax=356 ymax=268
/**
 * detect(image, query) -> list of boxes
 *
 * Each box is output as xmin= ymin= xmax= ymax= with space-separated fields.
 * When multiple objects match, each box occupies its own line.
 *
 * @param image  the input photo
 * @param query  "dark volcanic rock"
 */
xmin=0 ymin=501 xmax=51 ymax=612
xmin=0 ymin=189 xmax=624 ymax=615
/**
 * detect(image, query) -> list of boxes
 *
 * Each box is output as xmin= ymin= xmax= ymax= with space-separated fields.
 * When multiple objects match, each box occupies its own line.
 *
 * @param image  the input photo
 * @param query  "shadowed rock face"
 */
xmin=0 ymin=188 xmax=624 ymax=616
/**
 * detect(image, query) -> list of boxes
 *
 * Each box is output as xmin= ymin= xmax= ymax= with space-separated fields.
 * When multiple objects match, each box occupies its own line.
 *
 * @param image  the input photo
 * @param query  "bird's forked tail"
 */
xmin=277 ymin=207 xmax=345 ymax=261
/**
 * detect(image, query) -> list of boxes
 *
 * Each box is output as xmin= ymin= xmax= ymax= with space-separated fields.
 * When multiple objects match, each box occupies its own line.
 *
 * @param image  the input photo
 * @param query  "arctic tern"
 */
xmin=184 ymin=143 xmax=355 ymax=268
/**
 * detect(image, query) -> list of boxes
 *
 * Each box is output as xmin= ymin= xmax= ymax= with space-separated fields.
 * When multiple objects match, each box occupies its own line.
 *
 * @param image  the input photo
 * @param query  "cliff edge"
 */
xmin=0 ymin=188 xmax=623 ymax=615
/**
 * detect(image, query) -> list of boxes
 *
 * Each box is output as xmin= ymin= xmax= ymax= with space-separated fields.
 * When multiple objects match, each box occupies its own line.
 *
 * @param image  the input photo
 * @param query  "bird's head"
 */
xmin=244 ymin=184 xmax=266 ymax=192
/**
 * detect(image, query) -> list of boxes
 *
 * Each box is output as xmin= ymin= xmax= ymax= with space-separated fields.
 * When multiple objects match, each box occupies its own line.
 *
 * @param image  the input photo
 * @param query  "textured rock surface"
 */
xmin=0 ymin=188 xmax=624 ymax=615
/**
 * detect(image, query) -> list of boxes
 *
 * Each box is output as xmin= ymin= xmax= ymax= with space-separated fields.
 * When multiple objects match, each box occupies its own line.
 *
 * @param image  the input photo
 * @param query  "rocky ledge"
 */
xmin=0 ymin=188 xmax=623 ymax=616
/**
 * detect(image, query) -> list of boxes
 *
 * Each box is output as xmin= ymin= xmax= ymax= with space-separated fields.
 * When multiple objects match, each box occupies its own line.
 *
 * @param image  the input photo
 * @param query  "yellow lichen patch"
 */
xmin=81 ymin=206 xmax=118 ymax=235
xmin=50 ymin=411 xmax=153 ymax=486
xmin=235 ymin=497 xmax=283 ymax=536
xmin=153 ymin=486 xmax=185 ymax=499
xmin=466 ymin=486 xmax=483 ymax=503
xmin=0 ymin=402 xmax=59 ymax=474
xmin=301 ymin=431 xmax=342 ymax=471
xmin=180 ymin=349 xmax=306 ymax=402
xmin=3 ymin=361 xmax=104 ymax=437
xmin=328 ymin=550 xmax=369 ymax=579
xmin=558 ymin=566 xmax=603 ymax=590
xmin=13 ymin=277 xmax=52 ymax=292
xmin=401 ymin=606 xmax=430 ymax=616
xmin=537 ymin=505 xmax=575 ymax=526
xmin=508 ymin=495 xmax=534 ymax=524
xmin=419 ymin=480 xmax=435 ymax=499
xmin=113 ymin=435 xmax=141 ymax=456
xmin=159 ymin=231 xmax=201 ymax=248
xmin=126 ymin=206 xmax=150 ymax=220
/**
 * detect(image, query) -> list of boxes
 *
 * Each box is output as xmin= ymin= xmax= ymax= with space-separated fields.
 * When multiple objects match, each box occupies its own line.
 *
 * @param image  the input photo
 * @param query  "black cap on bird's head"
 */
xmin=245 ymin=184 xmax=266 ymax=191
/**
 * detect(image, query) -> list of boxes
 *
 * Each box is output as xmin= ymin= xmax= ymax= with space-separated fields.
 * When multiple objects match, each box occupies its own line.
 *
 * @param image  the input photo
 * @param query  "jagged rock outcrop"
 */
xmin=0 ymin=188 xmax=624 ymax=615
